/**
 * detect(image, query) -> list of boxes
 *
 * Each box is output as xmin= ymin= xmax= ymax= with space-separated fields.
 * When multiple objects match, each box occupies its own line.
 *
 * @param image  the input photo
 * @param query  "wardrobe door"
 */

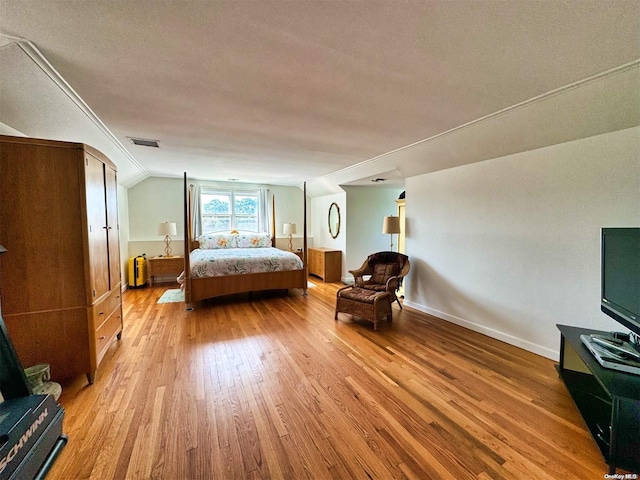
xmin=85 ymin=154 xmax=110 ymax=301
xmin=104 ymin=165 xmax=121 ymax=288
xmin=0 ymin=142 xmax=86 ymax=313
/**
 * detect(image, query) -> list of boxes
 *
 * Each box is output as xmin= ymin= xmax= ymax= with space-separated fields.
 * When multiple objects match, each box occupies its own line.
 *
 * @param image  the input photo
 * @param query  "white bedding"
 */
xmin=189 ymin=247 xmax=303 ymax=278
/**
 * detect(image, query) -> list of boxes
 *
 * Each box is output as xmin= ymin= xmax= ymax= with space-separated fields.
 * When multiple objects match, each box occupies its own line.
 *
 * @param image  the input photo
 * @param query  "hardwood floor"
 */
xmin=48 ymin=280 xmax=609 ymax=479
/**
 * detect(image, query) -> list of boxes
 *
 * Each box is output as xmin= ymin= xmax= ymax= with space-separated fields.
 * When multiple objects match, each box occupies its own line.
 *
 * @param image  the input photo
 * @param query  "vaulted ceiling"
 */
xmin=1 ymin=1 xmax=639 ymax=195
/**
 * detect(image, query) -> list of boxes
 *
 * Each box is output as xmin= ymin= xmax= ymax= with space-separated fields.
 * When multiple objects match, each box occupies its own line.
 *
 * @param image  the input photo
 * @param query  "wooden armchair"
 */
xmin=335 ymin=252 xmax=410 ymax=330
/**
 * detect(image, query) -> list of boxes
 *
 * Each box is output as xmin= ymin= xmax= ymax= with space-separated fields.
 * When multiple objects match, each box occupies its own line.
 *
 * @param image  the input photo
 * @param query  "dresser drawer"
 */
xmin=95 ymin=307 xmax=122 ymax=361
xmin=308 ymin=248 xmax=341 ymax=282
xmin=91 ymin=287 xmax=122 ymax=329
xmin=308 ymin=252 xmax=320 ymax=276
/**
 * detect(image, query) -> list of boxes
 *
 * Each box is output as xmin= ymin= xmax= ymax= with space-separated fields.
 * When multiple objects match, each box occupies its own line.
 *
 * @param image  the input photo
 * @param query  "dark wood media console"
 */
xmin=557 ymin=324 xmax=640 ymax=474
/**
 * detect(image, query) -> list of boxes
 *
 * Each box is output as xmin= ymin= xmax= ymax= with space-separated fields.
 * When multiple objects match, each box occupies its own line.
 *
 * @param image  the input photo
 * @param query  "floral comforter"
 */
xmin=189 ymin=247 xmax=303 ymax=278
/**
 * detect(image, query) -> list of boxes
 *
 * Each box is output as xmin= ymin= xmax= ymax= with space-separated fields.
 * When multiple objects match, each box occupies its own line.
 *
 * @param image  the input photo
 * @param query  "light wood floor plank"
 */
xmin=47 ymin=281 xmax=612 ymax=479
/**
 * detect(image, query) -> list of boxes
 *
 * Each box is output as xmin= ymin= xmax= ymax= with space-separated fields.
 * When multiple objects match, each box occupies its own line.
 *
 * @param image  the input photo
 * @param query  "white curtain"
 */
xmin=259 ymin=188 xmax=270 ymax=234
xmin=189 ymin=183 xmax=202 ymax=240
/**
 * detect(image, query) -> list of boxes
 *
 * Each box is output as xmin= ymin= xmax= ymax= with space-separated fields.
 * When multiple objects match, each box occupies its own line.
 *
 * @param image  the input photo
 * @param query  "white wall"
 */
xmin=343 ymin=186 xmax=404 ymax=279
xmin=310 ymin=192 xmax=346 ymax=277
xmin=127 ymin=177 xmax=185 ymax=261
xmin=404 ymin=127 xmax=640 ymax=360
xmin=126 ymin=177 xmax=309 ymax=258
xmin=309 ymin=187 xmax=404 ymax=282
xmin=117 ymin=184 xmax=130 ymax=288
xmin=126 ymin=177 xmax=402 ymax=285
xmin=311 ymin=192 xmax=345 ymax=248
xmin=270 ymin=184 xmax=311 ymax=252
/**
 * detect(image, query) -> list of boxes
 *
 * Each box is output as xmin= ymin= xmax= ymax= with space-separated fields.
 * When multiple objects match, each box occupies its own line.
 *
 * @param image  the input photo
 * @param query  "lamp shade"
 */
xmin=283 ymin=223 xmax=297 ymax=235
xmin=158 ymin=222 xmax=177 ymax=236
xmin=382 ymin=216 xmax=401 ymax=234
xmin=0 ymin=244 xmax=6 ymax=255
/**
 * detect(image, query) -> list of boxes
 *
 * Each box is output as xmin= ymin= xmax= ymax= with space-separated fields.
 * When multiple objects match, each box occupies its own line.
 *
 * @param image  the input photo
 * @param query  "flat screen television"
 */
xmin=601 ymin=227 xmax=640 ymax=337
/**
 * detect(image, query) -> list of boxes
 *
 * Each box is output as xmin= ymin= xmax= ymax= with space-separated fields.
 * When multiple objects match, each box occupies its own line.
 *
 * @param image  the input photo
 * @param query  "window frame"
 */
xmin=199 ymin=187 xmax=262 ymax=234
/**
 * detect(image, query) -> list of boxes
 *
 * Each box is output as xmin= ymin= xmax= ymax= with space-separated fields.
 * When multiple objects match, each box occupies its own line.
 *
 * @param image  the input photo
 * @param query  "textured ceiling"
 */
xmin=0 ymin=0 xmax=639 ymax=192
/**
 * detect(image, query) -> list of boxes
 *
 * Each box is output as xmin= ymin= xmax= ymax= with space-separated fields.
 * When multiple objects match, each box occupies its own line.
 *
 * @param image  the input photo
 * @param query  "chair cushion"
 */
xmin=339 ymin=287 xmax=387 ymax=304
xmin=370 ymin=263 xmax=399 ymax=284
xmin=360 ymin=283 xmax=387 ymax=292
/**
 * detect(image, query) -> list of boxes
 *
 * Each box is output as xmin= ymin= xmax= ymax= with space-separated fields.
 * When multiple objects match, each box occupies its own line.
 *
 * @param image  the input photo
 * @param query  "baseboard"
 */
xmin=403 ymin=300 xmax=559 ymax=361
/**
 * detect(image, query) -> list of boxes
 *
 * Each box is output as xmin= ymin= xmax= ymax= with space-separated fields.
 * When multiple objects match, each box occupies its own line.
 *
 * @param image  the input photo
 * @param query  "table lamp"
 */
xmin=283 ymin=223 xmax=296 ymax=251
xmin=158 ymin=222 xmax=177 ymax=257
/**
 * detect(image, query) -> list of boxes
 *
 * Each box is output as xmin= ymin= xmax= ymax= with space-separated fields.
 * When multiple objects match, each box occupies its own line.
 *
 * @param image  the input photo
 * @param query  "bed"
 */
xmin=181 ymin=173 xmax=308 ymax=307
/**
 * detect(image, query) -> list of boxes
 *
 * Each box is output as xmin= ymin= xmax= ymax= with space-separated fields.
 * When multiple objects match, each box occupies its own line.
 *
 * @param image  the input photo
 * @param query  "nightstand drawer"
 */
xmin=153 ymin=258 xmax=183 ymax=274
xmin=148 ymin=256 xmax=184 ymax=285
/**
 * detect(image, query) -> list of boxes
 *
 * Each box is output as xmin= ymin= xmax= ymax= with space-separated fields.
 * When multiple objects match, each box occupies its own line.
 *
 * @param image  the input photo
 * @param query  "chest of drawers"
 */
xmin=308 ymin=248 xmax=341 ymax=282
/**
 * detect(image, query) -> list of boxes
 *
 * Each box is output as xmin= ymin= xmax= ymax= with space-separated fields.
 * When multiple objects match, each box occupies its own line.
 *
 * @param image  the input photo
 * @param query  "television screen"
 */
xmin=601 ymin=228 xmax=640 ymax=336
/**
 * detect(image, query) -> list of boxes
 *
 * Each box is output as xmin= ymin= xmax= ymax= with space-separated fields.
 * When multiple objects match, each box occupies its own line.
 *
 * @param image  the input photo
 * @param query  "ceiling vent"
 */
xmin=127 ymin=137 xmax=161 ymax=148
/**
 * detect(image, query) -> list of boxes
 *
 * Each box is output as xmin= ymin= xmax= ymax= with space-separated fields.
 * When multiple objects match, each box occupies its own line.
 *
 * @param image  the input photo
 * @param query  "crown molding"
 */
xmin=306 ymin=58 xmax=640 ymax=196
xmin=0 ymin=33 xmax=149 ymax=182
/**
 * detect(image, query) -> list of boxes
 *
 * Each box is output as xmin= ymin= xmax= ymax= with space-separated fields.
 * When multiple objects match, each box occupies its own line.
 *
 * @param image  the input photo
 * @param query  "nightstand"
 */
xmin=281 ymin=249 xmax=304 ymax=261
xmin=148 ymin=256 xmax=184 ymax=286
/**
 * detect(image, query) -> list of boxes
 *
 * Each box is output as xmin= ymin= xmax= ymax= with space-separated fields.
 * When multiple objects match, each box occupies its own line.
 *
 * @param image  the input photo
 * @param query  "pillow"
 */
xmin=370 ymin=263 xmax=399 ymax=284
xmin=236 ymin=233 xmax=272 ymax=248
xmin=198 ymin=233 xmax=238 ymax=249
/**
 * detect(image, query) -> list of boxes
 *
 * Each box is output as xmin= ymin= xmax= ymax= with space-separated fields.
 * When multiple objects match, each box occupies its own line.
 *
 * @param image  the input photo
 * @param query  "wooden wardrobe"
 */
xmin=0 ymin=135 xmax=123 ymax=384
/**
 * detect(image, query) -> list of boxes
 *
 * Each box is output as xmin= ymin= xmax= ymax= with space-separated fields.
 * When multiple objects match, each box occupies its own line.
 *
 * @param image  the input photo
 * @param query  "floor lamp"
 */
xmin=382 ymin=216 xmax=401 ymax=252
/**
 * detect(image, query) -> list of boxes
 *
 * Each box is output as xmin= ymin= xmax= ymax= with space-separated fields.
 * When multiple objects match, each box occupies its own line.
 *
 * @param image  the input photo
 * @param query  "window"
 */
xmin=200 ymin=188 xmax=262 ymax=233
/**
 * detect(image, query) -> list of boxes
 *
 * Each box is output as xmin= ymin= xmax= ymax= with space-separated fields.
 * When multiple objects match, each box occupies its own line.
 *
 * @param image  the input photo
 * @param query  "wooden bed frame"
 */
xmin=182 ymin=173 xmax=308 ymax=307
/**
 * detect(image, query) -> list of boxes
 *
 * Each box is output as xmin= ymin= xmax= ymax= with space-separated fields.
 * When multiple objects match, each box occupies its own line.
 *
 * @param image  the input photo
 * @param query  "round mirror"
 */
xmin=328 ymin=202 xmax=341 ymax=239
